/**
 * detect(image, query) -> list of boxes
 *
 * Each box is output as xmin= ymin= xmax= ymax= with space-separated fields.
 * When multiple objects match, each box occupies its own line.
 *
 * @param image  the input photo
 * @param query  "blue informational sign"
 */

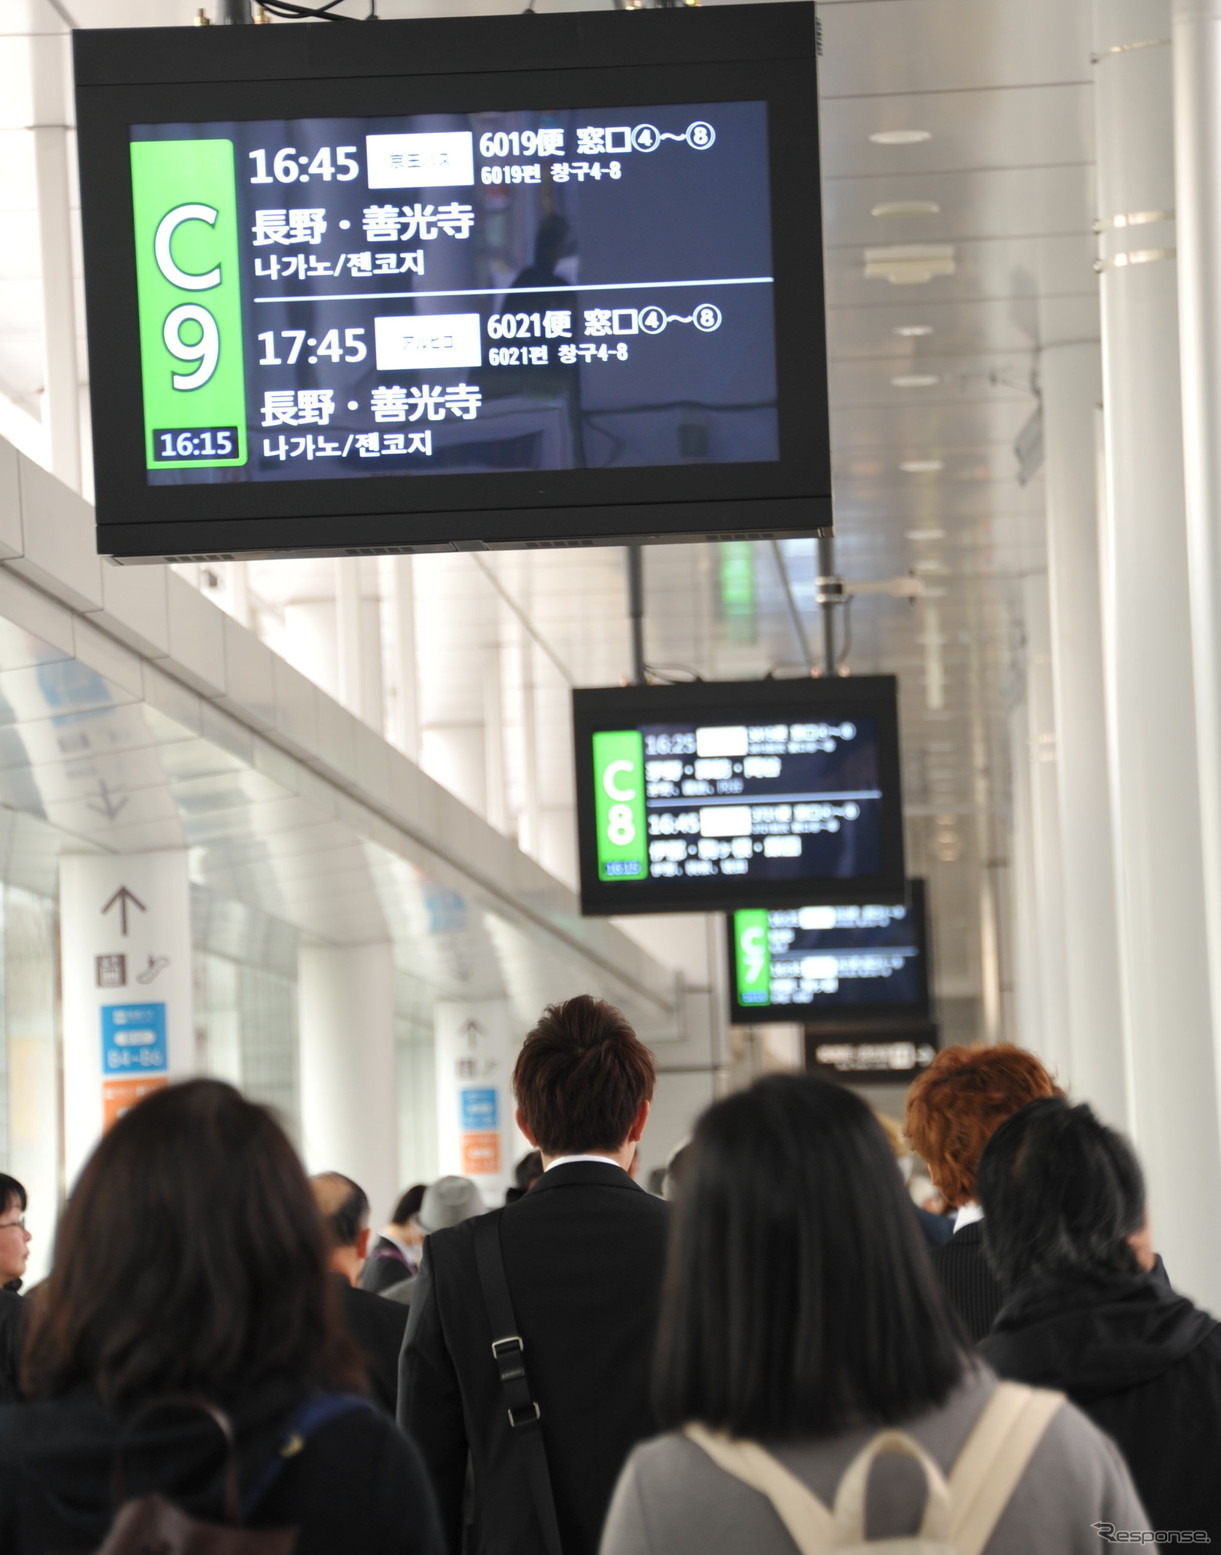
xmin=101 ymin=1002 xmax=168 ymax=1075
xmin=459 ymin=1087 xmax=498 ymax=1130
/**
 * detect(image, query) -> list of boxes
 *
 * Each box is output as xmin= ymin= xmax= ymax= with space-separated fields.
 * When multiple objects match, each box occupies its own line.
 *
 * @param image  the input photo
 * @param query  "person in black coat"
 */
xmin=310 ymin=1172 xmax=409 ymax=1417
xmin=904 ymin=1043 xmax=1062 ymax=1341
xmin=0 ymin=1289 xmax=26 ymax=1405
xmin=400 ymin=994 xmax=670 ymax=1555
xmin=361 ymin=1183 xmax=427 ymax=1296
xmin=977 ymin=1096 xmax=1221 ymax=1543
xmin=0 ymin=1173 xmax=31 ymax=1402
xmin=0 ymin=1079 xmax=442 ymax=1555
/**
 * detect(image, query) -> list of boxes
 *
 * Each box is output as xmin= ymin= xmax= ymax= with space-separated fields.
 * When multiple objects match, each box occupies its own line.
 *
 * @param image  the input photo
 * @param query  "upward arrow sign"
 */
xmin=101 ymin=885 xmax=147 ymax=937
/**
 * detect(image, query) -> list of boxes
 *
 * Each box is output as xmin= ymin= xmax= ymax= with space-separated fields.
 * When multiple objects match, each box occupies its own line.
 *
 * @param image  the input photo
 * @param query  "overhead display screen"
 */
xmin=132 ymin=102 xmax=774 ymax=485
xmin=573 ymin=677 xmax=906 ymax=916
xmin=727 ymin=881 xmax=931 ymax=1026
xmin=74 ymin=6 xmax=829 ymax=561
xmin=807 ymin=1034 xmax=938 ymax=1080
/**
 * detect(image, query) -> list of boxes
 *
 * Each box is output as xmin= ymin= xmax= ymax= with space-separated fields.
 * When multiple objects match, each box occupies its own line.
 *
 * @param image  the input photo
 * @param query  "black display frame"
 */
xmin=572 ymin=675 xmax=906 ymax=917
xmin=724 ymin=878 xmax=932 ymax=1027
xmin=74 ymin=5 xmax=829 ymax=563
xmin=804 ymin=1024 xmax=940 ymax=1083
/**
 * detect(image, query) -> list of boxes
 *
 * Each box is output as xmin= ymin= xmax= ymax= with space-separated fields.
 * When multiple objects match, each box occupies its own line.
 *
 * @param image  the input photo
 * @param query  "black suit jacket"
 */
xmin=0 ymin=1292 xmax=24 ymax=1405
xmin=399 ymin=1162 xmax=669 ymax=1555
xmin=361 ymin=1235 xmax=414 ymax=1294
xmin=928 ymin=1219 xmax=1005 ymax=1342
xmin=334 ymin=1275 xmax=409 ymax=1417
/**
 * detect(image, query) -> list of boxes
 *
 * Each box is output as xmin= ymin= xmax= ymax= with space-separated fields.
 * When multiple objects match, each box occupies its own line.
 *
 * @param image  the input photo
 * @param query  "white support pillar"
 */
xmin=299 ymin=942 xmax=399 ymax=1228
xmin=506 ymin=632 xmax=540 ymax=858
xmin=60 ymin=852 xmax=195 ymax=1190
xmin=282 ymin=597 xmax=340 ymax=703
xmin=1007 ymin=697 xmax=1042 ymax=1055
xmin=1173 ymin=0 xmax=1221 ymax=1199
xmin=1021 ymin=573 xmax=1072 ymax=1075
xmin=388 ymin=556 xmax=421 ymax=761
xmin=31 ymin=34 xmax=80 ymax=489
xmin=419 ymin=724 xmax=488 ymax=816
xmin=483 ymin=643 xmax=509 ymax=834
xmin=335 ymin=558 xmax=384 ymax=732
xmin=967 ymin=609 xmax=1005 ymax=1045
xmin=1094 ymin=0 xmax=1221 ymax=1305
xmin=1040 ymin=342 xmax=1129 ymax=1127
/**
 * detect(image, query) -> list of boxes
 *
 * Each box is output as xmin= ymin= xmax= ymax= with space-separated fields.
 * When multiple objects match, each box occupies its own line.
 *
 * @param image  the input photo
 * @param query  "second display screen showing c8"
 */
xmin=130 ymin=101 xmax=777 ymax=485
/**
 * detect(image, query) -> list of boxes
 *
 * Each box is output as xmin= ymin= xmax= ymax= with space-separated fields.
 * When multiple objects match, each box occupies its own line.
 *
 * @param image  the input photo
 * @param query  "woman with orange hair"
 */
xmin=904 ymin=1044 xmax=1061 ymax=1341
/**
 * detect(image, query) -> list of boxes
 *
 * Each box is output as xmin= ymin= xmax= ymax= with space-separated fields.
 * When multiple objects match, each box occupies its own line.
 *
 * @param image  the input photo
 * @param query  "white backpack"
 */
xmin=684 ymin=1381 xmax=1064 ymax=1555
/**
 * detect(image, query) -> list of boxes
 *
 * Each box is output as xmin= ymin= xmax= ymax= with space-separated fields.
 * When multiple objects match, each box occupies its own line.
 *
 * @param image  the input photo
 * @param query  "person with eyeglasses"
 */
xmin=0 ymin=1175 xmax=31 ymax=1294
xmin=0 ymin=1173 xmax=30 ymax=1404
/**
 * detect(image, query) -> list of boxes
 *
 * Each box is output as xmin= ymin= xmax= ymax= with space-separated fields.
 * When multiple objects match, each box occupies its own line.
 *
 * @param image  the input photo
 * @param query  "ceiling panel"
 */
xmin=820 ymin=84 xmax=1093 ymax=177
xmin=825 ymin=166 xmax=1093 ymax=246
xmin=826 ymin=234 xmax=1096 ymax=308
xmin=819 ymin=0 xmax=1091 ymax=97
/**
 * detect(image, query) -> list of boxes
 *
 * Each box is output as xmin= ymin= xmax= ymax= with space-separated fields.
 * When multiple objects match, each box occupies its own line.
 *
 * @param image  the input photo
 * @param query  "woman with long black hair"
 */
xmin=0 ymin=1078 xmax=443 ymax=1554
xmin=601 ymin=1073 xmax=1145 ymax=1555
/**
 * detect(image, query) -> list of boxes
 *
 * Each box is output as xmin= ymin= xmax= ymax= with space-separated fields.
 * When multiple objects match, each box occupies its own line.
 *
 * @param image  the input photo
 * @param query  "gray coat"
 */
xmin=600 ymin=1367 xmax=1146 ymax=1555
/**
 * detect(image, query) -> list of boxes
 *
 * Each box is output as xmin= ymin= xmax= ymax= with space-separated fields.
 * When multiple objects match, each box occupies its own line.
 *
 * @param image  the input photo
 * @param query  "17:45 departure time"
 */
xmin=257 ymin=329 xmax=367 ymax=365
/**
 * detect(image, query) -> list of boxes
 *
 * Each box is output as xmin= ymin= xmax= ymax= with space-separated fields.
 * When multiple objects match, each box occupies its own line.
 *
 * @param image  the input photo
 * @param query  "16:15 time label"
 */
xmin=151 ymin=426 xmax=238 ymax=462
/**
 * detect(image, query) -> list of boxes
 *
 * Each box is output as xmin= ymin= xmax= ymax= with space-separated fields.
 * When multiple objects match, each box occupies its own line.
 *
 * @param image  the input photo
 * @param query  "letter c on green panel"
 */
xmin=592 ymin=730 xmax=647 ymax=882
xmin=734 ymin=909 xmax=771 ymax=1005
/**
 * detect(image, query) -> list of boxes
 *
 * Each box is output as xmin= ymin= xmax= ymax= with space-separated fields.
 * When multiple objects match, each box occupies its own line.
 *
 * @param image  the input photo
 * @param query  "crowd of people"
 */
xmin=0 ymin=997 xmax=1217 ymax=1552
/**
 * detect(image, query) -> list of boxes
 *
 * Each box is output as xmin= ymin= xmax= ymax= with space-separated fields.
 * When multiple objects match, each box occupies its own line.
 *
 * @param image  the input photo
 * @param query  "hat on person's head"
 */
xmin=418 ymin=1175 xmax=485 ymax=1232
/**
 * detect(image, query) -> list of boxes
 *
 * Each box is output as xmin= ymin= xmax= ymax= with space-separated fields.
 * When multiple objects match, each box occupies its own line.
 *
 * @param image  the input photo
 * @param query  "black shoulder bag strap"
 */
xmin=472 ymin=1209 xmax=564 ymax=1555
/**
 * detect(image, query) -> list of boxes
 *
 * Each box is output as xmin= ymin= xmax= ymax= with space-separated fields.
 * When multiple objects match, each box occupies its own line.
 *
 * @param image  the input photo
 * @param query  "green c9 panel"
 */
xmin=130 ymin=138 xmax=247 ymax=469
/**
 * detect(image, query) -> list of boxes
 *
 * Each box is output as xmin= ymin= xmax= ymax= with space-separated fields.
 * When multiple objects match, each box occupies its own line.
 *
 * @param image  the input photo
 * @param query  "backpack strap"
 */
xmin=683 ymin=1423 xmax=833 ymax=1555
xmin=472 ymin=1209 xmax=564 ymax=1555
xmin=111 ymin=1397 xmax=241 ymax=1525
xmin=947 ymin=1382 xmax=1065 ymax=1555
xmin=686 ymin=1383 xmax=1063 ymax=1555
xmin=831 ymin=1429 xmax=951 ymax=1546
xmin=240 ymin=1393 xmax=373 ymax=1519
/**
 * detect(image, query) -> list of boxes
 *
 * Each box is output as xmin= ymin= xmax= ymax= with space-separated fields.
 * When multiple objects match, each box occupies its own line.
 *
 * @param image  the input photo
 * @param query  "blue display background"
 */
xmin=459 ymin=1087 xmax=498 ymax=1129
xmin=101 ymin=1002 xmax=168 ymax=1074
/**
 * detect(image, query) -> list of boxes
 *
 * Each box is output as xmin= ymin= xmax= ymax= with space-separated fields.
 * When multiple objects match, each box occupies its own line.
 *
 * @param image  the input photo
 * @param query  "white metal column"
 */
xmin=1172 ymin=0 xmax=1221 ymax=1196
xmin=1006 ymin=696 xmax=1043 ymax=1056
xmin=31 ymin=32 xmax=80 ymax=489
xmin=298 ymin=942 xmax=399 ymax=1228
xmin=335 ymin=558 xmax=384 ymax=731
xmin=1094 ymin=0 xmax=1221 ymax=1304
xmin=1040 ymin=342 xmax=1129 ymax=1127
xmin=387 ymin=555 xmax=421 ymax=761
xmin=1021 ymin=572 xmax=1071 ymax=1075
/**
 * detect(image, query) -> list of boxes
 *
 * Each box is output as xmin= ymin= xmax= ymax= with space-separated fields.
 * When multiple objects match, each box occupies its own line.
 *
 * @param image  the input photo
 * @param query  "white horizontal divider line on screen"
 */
xmin=644 ymin=790 xmax=883 ymax=808
xmin=251 ymin=275 xmax=775 ymax=304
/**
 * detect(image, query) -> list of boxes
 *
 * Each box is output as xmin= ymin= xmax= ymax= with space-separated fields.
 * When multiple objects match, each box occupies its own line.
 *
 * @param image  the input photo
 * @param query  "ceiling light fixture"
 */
xmin=864 ymin=244 xmax=956 ymax=285
xmin=899 ymin=459 xmax=944 ymax=473
xmin=894 ymin=324 xmax=934 ymax=337
xmin=891 ymin=374 xmax=940 ymax=388
xmin=871 ymin=200 xmax=940 ymax=218
xmin=870 ymin=130 xmax=932 ymax=146
xmin=906 ymin=528 xmax=947 ymax=541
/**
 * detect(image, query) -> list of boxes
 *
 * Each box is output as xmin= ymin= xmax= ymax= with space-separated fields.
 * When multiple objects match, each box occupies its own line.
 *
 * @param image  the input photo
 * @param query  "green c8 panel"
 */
xmin=592 ymin=729 xmax=647 ymax=882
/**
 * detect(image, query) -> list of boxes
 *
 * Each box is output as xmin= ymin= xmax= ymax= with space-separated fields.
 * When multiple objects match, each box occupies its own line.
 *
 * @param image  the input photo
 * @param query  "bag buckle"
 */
xmin=507 ymin=1400 xmax=542 ymax=1429
xmin=492 ymin=1334 xmax=527 ymax=1383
